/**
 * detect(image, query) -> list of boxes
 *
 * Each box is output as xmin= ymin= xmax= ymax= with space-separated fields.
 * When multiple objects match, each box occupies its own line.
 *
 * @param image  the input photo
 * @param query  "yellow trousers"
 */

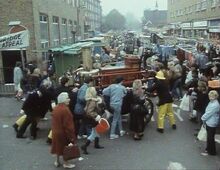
xmin=15 ymin=115 xmax=27 ymax=127
xmin=158 ymin=103 xmax=176 ymax=129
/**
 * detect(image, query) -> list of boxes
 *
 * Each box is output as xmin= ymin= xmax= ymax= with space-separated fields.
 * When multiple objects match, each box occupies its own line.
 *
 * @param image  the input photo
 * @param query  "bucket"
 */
xmin=95 ymin=118 xmax=110 ymax=134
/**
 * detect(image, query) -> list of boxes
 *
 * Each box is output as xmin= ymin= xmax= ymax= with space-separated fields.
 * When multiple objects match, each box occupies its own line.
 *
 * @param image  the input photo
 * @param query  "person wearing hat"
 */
xmin=51 ymin=92 xmax=76 ymax=168
xmin=102 ymin=76 xmax=127 ymax=139
xmin=146 ymin=70 xmax=176 ymax=133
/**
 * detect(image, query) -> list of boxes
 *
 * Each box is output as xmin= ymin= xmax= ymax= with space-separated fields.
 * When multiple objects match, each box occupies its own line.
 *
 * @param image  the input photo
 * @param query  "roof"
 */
xmin=50 ymin=42 xmax=96 ymax=55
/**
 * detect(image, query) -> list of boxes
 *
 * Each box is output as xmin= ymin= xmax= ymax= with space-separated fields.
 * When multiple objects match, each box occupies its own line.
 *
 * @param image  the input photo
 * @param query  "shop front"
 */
xmin=209 ymin=19 xmax=220 ymax=41
xmin=193 ymin=21 xmax=208 ymax=39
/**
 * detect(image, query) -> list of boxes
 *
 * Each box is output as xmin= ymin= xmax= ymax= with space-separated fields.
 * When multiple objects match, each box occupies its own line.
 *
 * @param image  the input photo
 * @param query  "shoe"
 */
xmin=120 ymin=130 xmax=126 ymax=136
xmin=157 ymin=128 xmax=164 ymax=133
xmin=77 ymin=135 xmax=82 ymax=139
xmin=172 ymin=124 xmax=177 ymax=130
xmin=41 ymin=117 xmax=48 ymax=121
xmin=110 ymin=134 xmax=119 ymax=139
xmin=138 ymin=133 xmax=144 ymax=138
xmin=12 ymin=124 xmax=18 ymax=133
xmin=16 ymin=135 xmax=27 ymax=139
xmin=133 ymin=134 xmax=141 ymax=140
xmin=63 ymin=163 xmax=76 ymax=169
xmin=201 ymin=152 xmax=208 ymax=156
xmin=54 ymin=161 xmax=61 ymax=167
xmin=82 ymin=135 xmax=88 ymax=138
xmin=46 ymin=138 xmax=52 ymax=144
xmin=30 ymin=136 xmax=36 ymax=140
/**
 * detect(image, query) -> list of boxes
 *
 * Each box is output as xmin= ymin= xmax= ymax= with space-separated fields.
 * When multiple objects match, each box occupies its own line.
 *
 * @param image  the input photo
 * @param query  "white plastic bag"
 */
xmin=179 ymin=94 xmax=190 ymax=111
xmin=197 ymin=125 xmax=207 ymax=142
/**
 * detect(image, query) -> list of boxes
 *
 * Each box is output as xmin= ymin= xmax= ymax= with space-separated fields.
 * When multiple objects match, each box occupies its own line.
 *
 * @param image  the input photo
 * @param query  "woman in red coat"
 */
xmin=51 ymin=92 xmax=76 ymax=168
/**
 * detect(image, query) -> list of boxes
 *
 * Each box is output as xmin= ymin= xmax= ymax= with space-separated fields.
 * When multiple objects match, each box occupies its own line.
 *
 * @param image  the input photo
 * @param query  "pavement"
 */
xmin=0 ymin=97 xmax=220 ymax=170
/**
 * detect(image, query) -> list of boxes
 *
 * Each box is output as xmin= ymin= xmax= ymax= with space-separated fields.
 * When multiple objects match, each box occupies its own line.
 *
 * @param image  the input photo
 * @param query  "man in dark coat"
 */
xmin=147 ymin=70 xmax=176 ymax=133
xmin=16 ymin=85 xmax=53 ymax=139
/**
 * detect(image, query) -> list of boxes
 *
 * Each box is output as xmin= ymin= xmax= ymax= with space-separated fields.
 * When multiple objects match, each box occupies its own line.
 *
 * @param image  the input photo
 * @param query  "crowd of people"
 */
xmin=11 ymin=33 xmax=220 ymax=168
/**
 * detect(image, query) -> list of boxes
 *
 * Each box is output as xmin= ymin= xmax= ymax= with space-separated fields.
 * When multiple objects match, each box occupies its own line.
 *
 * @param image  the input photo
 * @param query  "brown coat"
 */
xmin=51 ymin=104 xmax=76 ymax=156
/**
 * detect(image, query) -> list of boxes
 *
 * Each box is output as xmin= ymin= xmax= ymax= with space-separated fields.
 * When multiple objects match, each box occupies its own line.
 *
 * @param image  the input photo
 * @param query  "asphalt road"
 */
xmin=0 ymin=97 xmax=220 ymax=170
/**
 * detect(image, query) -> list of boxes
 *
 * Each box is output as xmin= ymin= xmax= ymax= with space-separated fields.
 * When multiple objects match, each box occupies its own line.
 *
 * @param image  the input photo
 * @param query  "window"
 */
xmin=39 ymin=14 xmax=49 ymax=47
xmin=41 ymin=41 xmax=49 ymax=61
xmin=201 ymin=0 xmax=207 ymax=10
xmin=210 ymin=0 xmax=216 ymax=7
xmin=196 ymin=3 xmax=201 ymax=12
xmin=61 ymin=18 xmax=68 ymax=44
xmin=52 ymin=16 xmax=60 ymax=46
xmin=68 ymin=20 xmax=73 ymax=43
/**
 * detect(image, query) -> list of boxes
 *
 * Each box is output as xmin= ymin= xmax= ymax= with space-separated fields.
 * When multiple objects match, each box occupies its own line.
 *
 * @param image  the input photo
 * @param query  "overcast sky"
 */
xmin=101 ymin=0 xmax=167 ymax=19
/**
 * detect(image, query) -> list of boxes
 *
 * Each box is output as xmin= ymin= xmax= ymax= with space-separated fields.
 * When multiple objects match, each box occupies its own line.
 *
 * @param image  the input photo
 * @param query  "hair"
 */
xmin=60 ymin=76 xmax=69 ymax=86
xmin=85 ymin=87 xmax=97 ymax=101
xmin=197 ymin=80 xmax=207 ymax=92
xmin=132 ymin=79 xmax=142 ymax=91
xmin=33 ymin=68 xmax=41 ymax=75
xmin=15 ymin=61 xmax=22 ymax=67
xmin=57 ymin=92 xmax=69 ymax=104
xmin=84 ymin=76 xmax=93 ymax=84
xmin=115 ymin=76 xmax=124 ymax=84
xmin=208 ymin=90 xmax=219 ymax=100
xmin=132 ymin=79 xmax=143 ymax=96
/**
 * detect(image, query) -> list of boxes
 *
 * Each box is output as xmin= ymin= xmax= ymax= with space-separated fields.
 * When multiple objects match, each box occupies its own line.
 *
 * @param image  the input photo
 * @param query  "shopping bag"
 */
xmin=179 ymin=94 xmax=190 ymax=111
xmin=16 ymin=115 xmax=27 ymax=126
xmin=197 ymin=125 xmax=207 ymax=142
xmin=63 ymin=144 xmax=80 ymax=161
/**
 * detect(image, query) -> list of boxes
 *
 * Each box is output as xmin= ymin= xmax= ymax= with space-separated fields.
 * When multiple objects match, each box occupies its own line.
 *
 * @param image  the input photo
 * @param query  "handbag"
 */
xmin=197 ymin=125 xmax=207 ymax=142
xmin=63 ymin=144 xmax=80 ymax=161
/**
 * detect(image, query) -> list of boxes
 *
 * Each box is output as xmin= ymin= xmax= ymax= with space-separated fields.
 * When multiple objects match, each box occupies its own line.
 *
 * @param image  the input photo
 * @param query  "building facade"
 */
xmin=167 ymin=0 xmax=220 ymax=40
xmin=83 ymin=0 xmax=102 ymax=37
xmin=0 ymin=0 xmax=87 ymax=83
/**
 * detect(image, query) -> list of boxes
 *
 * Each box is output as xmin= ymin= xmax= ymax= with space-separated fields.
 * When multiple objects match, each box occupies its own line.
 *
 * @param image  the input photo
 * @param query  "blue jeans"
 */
xmin=172 ymin=78 xmax=182 ymax=99
xmin=110 ymin=104 xmax=123 ymax=135
xmin=88 ymin=128 xmax=100 ymax=142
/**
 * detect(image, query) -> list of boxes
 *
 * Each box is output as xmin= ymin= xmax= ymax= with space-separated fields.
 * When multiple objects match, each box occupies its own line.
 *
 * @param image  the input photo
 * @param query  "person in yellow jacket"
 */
xmin=146 ymin=70 xmax=176 ymax=133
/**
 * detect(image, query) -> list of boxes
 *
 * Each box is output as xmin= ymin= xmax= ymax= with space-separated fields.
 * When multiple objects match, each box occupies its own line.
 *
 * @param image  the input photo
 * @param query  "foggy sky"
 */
xmin=101 ymin=0 xmax=167 ymax=19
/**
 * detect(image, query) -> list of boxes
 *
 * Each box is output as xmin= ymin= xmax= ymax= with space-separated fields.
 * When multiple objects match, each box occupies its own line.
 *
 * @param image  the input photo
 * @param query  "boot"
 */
xmin=81 ymin=140 xmax=91 ymax=154
xmin=94 ymin=137 xmax=104 ymax=149
xmin=13 ymin=124 xmax=19 ymax=133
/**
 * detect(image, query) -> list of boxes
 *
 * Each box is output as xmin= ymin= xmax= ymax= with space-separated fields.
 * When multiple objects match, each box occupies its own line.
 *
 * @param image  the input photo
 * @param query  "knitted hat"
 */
xmin=57 ymin=92 xmax=69 ymax=104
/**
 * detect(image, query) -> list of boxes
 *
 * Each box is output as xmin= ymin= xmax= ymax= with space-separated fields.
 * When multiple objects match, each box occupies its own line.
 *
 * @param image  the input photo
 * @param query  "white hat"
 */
xmin=57 ymin=92 xmax=69 ymax=104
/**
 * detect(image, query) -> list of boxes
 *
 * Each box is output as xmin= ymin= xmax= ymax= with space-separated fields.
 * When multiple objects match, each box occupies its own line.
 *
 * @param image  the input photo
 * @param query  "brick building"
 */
xmin=167 ymin=0 xmax=220 ymax=39
xmin=0 ymin=0 xmax=86 ymax=83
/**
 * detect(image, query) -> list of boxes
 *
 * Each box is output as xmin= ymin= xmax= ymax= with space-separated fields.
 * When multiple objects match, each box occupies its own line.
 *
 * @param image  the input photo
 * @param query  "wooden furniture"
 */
xmin=93 ymin=66 xmax=145 ymax=88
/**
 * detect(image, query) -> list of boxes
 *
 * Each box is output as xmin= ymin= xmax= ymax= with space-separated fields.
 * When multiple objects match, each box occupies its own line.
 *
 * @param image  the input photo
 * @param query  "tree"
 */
xmin=125 ymin=13 xmax=141 ymax=31
xmin=103 ymin=9 xmax=126 ymax=31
